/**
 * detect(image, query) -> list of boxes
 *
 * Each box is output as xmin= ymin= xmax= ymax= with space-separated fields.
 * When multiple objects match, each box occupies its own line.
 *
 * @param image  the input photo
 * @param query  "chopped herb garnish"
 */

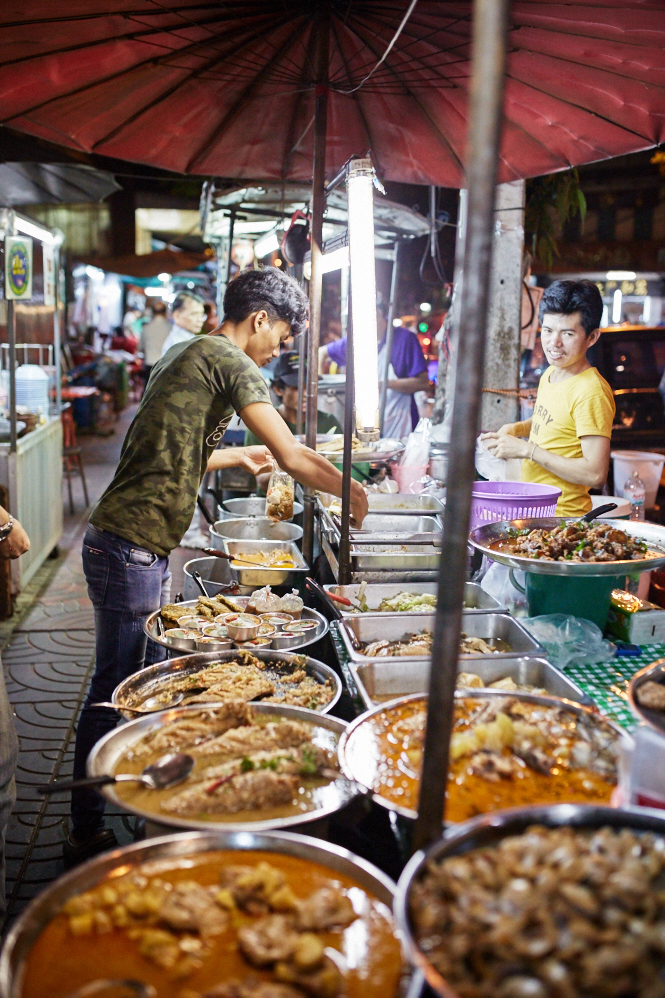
xmin=300 ymin=746 xmax=317 ymax=775
xmin=240 ymin=757 xmax=255 ymax=772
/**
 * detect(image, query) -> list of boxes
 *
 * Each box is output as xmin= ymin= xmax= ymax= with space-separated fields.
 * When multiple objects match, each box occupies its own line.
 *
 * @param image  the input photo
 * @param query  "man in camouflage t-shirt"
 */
xmin=68 ymin=268 xmax=368 ymax=866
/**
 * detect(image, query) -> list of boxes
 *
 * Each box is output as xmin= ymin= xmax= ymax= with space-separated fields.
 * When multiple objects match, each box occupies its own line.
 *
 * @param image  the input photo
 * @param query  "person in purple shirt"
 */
xmin=318 ymin=301 xmax=429 ymax=439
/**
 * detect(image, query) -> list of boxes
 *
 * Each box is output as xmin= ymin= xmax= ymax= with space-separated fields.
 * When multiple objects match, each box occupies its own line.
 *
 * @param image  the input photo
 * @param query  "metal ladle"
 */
xmin=90 ymin=692 xmax=186 ymax=713
xmin=66 ymin=982 xmax=155 ymax=998
xmin=36 ymin=752 xmax=194 ymax=795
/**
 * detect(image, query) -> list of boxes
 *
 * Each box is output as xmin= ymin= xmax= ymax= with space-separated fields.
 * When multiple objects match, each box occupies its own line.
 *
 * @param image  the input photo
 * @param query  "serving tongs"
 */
xmin=305 ymin=578 xmax=361 ymax=649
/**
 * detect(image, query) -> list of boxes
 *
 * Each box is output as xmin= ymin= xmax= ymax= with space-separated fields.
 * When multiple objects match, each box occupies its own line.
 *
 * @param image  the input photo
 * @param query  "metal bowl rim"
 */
xmin=0 ymin=827 xmax=397 ymax=998
xmin=338 ymin=691 xmax=630 ymax=821
xmin=210 ymin=518 xmax=303 ymax=542
xmin=393 ymin=803 xmax=665 ymax=998
xmin=112 ymin=647 xmax=343 ymax=716
xmin=88 ymin=701 xmax=356 ymax=833
xmin=627 ymin=656 xmax=665 ymax=735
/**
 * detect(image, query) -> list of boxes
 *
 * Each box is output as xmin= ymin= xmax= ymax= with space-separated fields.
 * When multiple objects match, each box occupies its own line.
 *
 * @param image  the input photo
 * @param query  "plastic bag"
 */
xmin=265 ymin=465 xmax=294 ymax=521
xmin=480 ymin=562 xmax=528 ymax=614
xmin=619 ymin=725 xmax=665 ymax=810
xmin=520 ymin=614 xmax=616 ymax=669
xmin=475 ymin=437 xmax=522 ymax=482
xmin=399 ymin=417 xmax=432 ymax=467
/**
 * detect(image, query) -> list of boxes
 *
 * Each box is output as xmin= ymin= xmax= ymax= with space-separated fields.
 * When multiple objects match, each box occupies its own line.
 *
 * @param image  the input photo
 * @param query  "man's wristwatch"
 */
xmin=0 ymin=517 xmax=15 ymax=542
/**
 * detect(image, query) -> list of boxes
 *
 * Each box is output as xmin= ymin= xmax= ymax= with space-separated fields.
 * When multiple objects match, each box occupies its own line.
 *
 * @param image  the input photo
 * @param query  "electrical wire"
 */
xmin=338 ymin=0 xmax=419 ymax=95
xmin=419 ymin=185 xmax=447 ymax=287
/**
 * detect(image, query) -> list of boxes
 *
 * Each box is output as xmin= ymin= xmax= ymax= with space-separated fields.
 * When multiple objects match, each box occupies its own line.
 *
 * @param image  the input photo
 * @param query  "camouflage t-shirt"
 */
xmin=90 ymin=335 xmax=271 ymax=556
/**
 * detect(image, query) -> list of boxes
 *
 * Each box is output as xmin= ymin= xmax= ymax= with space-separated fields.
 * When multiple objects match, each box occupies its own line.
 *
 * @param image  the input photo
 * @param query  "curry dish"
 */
xmin=114 ymin=701 xmax=345 ymax=824
xmin=341 ymin=695 xmax=619 ymax=821
xmin=20 ymin=850 xmax=403 ymax=998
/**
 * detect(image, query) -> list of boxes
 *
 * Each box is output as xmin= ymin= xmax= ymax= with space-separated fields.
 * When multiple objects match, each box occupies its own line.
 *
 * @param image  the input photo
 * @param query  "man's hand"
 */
xmin=239 ymin=445 xmax=273 ymax=476
xmin=350 ymin=483 xmax=369 ymax=528
xmin=480 ymin=430 xmax=530 ymax=460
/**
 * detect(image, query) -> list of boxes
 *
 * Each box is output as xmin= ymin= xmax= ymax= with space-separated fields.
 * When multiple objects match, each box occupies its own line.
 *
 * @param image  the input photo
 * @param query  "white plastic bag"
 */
xmin=520 ymin=614 xmax=616 ymax=669
xmin=399 ymin=417 xmax=432 ymax=467
xmin=480 ymin=562 xmax=528 ymax=614
xmin=475 ymin=437 xmax=522 ymax=482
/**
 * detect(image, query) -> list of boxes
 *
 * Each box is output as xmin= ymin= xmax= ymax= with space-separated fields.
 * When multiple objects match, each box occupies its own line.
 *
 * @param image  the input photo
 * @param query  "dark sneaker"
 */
xmin=62 ymin=827 xmax=118 ymax=869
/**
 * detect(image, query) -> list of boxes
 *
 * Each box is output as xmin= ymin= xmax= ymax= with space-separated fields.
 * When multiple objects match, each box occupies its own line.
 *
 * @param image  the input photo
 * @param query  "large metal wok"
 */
xmin=468 ymin=516 xmax=665 ymax=576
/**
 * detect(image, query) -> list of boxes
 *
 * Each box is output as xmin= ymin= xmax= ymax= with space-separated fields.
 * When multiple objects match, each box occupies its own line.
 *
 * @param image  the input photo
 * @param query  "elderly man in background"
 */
xmin=139 ymin=300 xmax=172 ymax=385
xmin=160 ymin=291 xmax=206 ymax=356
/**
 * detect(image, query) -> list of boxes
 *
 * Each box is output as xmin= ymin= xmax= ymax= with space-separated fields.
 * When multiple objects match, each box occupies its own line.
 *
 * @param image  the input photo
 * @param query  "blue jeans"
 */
xmin=71 ymin=525 xmax=171 ymax=836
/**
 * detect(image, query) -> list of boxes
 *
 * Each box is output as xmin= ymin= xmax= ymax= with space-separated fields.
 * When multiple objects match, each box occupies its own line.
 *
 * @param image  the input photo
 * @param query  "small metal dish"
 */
xmin=283 ymin=620 xmax=318 ymax=634
xmin=259 ymin=612 xmax=293 ymax=631
xmin=178 ymin=615 xmax=208 ymax=630
xmin=271 ymin=631 xmax=303 ymax=650
xmin=258 ymin=623 xmax=276 ymax=637
xmin=225 ymin=614 xmax=261 ymax=641
xmin=201 ymin=624 xmax=229 ymax=638
xmin=195 ymin=635 xmax=233 ymax=651
xmin=164 ymin=628 xmax=199 ymax=651
xmin=236 ymin=636 xmax=274 ymax=649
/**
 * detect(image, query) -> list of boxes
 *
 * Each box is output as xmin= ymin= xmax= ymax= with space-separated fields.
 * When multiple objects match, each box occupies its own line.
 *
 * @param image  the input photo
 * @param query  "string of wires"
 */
xmin=419 ymin=185 xmax=448 ymax=286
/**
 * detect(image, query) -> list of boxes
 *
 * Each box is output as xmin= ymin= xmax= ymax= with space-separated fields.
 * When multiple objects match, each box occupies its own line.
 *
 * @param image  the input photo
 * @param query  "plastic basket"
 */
xmin=470 ymin=481 xmax=562 ymax=530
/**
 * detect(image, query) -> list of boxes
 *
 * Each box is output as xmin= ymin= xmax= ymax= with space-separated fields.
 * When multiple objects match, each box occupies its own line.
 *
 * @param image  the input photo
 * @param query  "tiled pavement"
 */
xmin=0 ymin=404 xmax=205 ymax=933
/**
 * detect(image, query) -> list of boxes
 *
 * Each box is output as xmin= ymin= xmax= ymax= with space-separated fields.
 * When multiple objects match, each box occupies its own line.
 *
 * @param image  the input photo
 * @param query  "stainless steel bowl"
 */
xmin=222 ymin=496 xmax=304 ymax=519
xmin=225 ymin=614 xmax=261 ymax=641
xmin=88 ymin=702 xmax=357 ymax=833
xmin=628 ymin=656 xmax=665 ymax=735
xmin=195 ymin=635 xmax=233 ymax=651
xmin=394 ymin=803 xmax=665 ymax=997
xmin=210 ymin=516 xmax=303 ymax=546
xmin=112 ymin=648 xmax=342 ymax=716
xmin=338 ymin=690 xmax=630 ymax=821
xmin=144 ymin=600 xmax=329 ymax=656
xmin=0 ymin=829 xmax=397 ymax=998
xmin=469 ymin=516 xmax=665 ymax=576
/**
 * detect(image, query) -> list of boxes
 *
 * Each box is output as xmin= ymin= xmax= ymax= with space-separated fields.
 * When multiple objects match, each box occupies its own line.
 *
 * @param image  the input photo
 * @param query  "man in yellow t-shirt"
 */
xmin=481 ymin=280 xmax=615 ymax=516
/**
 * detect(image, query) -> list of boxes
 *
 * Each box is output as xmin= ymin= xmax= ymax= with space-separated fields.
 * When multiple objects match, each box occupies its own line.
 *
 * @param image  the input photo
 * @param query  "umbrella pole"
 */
xmin=413 ymin=0 xmax=509 ymax=852
xmin=379 ymin=240 xmax=400 ymax=434
xmin=302 ymin=10 xmax=330 ymax=567
xmin=338 ymin=291 xmax=354 ymax=585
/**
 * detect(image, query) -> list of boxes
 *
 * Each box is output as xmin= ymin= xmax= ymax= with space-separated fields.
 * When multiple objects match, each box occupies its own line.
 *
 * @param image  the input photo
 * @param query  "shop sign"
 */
xmin=43 ymin=243 xmax=56 ymax=306
xmin=4 ymin=236 xmax=33 ymax=300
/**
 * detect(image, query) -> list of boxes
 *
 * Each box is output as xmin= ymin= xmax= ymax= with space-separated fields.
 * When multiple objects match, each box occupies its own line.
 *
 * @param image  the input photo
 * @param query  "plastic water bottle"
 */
xmin=624 ymin=470 xmax=646 ymax=521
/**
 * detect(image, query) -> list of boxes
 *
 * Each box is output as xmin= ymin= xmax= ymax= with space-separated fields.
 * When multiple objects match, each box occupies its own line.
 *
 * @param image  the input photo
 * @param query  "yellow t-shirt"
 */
xmin=521 ymin=365 xmax=615 ymax=517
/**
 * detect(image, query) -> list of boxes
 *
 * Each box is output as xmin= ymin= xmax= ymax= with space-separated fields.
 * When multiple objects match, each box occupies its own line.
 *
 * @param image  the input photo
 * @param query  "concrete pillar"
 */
xmin=480 ymin=179 xmax=525 ymax=430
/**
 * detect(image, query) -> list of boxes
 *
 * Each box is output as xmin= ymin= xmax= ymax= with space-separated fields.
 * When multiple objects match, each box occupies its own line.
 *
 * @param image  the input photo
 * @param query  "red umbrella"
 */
xmin=1 ymin=1 xmax=664 ymax=185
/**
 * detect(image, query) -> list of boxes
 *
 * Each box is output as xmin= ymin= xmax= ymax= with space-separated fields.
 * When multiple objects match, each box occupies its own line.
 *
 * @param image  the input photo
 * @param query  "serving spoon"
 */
xmin=90 ymin=691 xmax=186 ymax=713
xmin=66 ymin=980 xmax=155 ymax=998
xmin=36 ymin=752 xmax=194 ymax=795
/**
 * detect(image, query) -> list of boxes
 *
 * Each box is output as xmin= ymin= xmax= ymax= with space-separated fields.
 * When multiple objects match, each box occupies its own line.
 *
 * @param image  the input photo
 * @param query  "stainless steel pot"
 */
xmin=338 ymin=690 xmax=630 ymax=821
xmin=222 ymin=496 xmax=304 ymax=519
xmin=394 ymin=803 xmax=665 ymax=998
xmin=115 ymin=649 xmax=341 ymax=716
xmin=0 ymin=829 xmax=397 ymax=998
xmin=88 ymin=701 xmax=357 ymax=833
xmin=209 ymin=516 xmax=303 ymax=547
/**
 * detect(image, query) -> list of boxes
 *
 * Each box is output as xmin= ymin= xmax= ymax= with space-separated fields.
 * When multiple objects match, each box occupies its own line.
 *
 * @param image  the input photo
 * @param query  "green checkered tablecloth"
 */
xmin=329 ymin=622 xmax=665 ymax=733
xmin=561 ymin=644 xmax=665 ymax=731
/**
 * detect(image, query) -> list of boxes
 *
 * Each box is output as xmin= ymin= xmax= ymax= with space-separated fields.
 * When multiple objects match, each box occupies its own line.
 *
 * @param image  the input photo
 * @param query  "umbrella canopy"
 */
xmin=75 ymin=246 xmax=210 ymax=278
xmin=0 ymin=1 xmax=663 ymax=186
xmin=0 ymin=162 xmax=120 ymax=205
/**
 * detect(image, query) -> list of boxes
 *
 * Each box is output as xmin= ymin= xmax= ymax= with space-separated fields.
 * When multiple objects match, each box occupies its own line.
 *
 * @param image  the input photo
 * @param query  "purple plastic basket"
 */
xmin=470 ymin=481 xmax=562 ymax=530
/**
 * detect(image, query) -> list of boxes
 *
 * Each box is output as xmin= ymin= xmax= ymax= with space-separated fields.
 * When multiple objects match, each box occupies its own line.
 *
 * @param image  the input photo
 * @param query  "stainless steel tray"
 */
xmin=338 ymin=691 xmax=629 ymax=822
xmin=113 ymin=648 xmax=342 ymax=716
xmin=349 ymin=654 xmax=591 ymax=710
xmin=351 ymin=542 xmax=440 ymax=571
xmin=367 ymin=493 xmax=444 ymax=515
xmin=222 ymin=538 xmax=309 ymax=586
xmin=210 ymin=516 xmax=302 ymax=546
xmin=324 ymin=582 xmax=500 ymax=616
xmin=394 ymin=804 xmax=665 ymax=998
xmin=351 ymin=514 xmax=442 ymax=534
xmin=339 ymin=611 xmax=544 ymax=662
xmin=469 ymin=517 xmax=665 ymax=576
xmin=628 ymin=656 xmax=665 ymax=735
xmin=0 ymin=832 xmax=397 ymax=998
xmin=315 ymin=435 xmax=406 ymax=463
xmin=144 ymin=599 xmax=328 ymax=655
xmin=88 ymin=702 xmax=358 ymax=833
xmin=222 ymin=496 xmax=303 ymax=519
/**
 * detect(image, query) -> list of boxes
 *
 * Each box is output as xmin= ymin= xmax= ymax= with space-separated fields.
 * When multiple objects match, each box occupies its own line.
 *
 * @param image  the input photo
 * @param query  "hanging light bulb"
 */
xmin=347 ymin=158 xmax=380 ymax=441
